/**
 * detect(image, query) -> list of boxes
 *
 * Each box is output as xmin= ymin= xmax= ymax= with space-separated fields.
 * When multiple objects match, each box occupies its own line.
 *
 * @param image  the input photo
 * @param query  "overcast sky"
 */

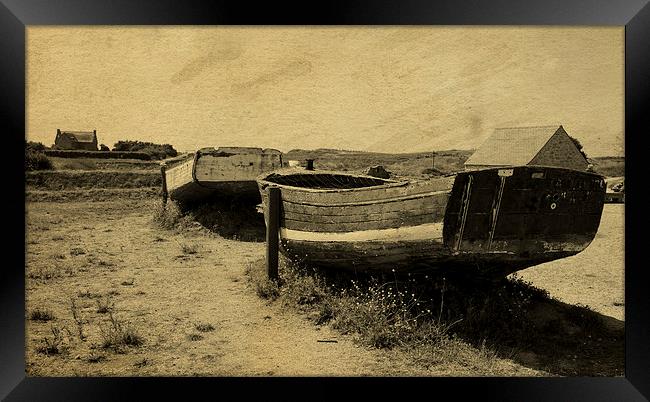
xmin=27 ymin=26 xmax=624 ymax=156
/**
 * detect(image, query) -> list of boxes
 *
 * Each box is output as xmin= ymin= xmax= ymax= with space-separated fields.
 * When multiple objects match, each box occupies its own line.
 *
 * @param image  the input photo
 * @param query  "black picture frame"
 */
xmin=2 ymin=1 xmax=648 ymax=400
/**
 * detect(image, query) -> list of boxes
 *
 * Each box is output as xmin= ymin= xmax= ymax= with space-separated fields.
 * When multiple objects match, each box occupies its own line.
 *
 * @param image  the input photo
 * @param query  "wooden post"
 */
xmin=266 ymin=186 xmax=280 ymax=280
xmin=432 ymin=151 xmax=436 ymax=170
xmin=306 ymin=159 xmax=314 ymax=171
xmin=160 ymin=163 xmax=168 ymax=205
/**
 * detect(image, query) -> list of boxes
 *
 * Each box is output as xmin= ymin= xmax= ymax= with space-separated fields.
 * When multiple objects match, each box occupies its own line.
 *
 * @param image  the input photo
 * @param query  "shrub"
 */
xmin=112 ymin=140 xmax=178 ymax=160
xmin=99 ymin=144 xmax=110 ymax=151
xmin=26 ymin=146 xmax=54 ymax=171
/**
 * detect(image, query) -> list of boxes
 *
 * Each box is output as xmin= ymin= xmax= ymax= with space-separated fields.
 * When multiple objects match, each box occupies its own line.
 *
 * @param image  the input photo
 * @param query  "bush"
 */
xmin=99 ymin=144 xmax=110 ymax=151
xmin=113 ymin=140 xmax=178 ymax=160
xmin=26 ymin=142 xmax=54 ymax=171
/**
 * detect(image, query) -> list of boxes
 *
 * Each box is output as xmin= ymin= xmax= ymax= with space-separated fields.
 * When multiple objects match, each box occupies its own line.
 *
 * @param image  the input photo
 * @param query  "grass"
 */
xmin=195 ymin=323 xmax=215 ymax=332
xmin=36 ymin=325 xmax=68 ymax=356
xmin=70 ymin=247 xmax=86 ymax=256
xmin=28 ymin=266 xmax=60 ymax=281
xmin=25 ymin=170 xmax=162 ymax=191
xmin=99 ymin=311 xmax=144 ymax=352
xmin=29 ymin=308 xmax=55 ymax=322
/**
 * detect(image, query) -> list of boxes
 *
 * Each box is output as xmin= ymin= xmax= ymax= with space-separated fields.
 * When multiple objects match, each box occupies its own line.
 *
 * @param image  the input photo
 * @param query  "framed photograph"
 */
xmin=3 ymin=0 xmax=648 ymax=400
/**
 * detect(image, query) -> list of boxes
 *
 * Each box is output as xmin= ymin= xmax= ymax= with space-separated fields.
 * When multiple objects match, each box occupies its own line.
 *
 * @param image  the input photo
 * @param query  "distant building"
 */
xmin=54 ymin=129 xmax=98 ymax=151
xmin=464 ymin=125 xmax=589 ymax=171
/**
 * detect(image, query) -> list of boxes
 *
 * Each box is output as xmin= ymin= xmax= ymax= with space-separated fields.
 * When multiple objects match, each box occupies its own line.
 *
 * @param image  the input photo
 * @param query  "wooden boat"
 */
xmin=163 ymin=147 xmax=283 ymax=203
xmin=257 ymin=166 xmax=606 ymax=277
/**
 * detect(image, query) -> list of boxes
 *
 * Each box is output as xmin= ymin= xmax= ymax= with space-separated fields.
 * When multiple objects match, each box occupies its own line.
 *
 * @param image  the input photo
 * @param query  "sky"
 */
xmin=26 ymin=26 xmax=624 ymax=156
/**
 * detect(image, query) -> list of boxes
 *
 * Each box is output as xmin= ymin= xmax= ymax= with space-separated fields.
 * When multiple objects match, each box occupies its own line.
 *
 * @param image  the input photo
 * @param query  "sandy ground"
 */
xmin=516 ymin=204 xmax=625 ymax=321
xmin=25 ymin=199 xmax=623 ymax=376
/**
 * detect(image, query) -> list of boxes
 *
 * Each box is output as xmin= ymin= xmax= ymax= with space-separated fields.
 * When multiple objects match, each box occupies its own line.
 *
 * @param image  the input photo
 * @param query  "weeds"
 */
xmin=195 ymin=323 xmax=215 ymax=332
xmin=188 ymin=334 xmax=203 ymax=341
xmin=245 ymin=262 xmax=280 ymax=300
xmin=96 ymin=296 xmax=115 ymax=314
xmin=28 ymin=266 xmax=59 ymax=281
xmin=152 ymin=201 xmax=193 ymax=231
xmin=69 ymin=297 xmax=86 ymax=341
xmin=29 ymin=308 xmax=55 ymax=322
xmin=99 ymin=311 xmax=144 ymax=352
xmin=36 ymin=325 xmax=68 ymax=355
xmin=70 ymin=247 xmax=86 ymax=256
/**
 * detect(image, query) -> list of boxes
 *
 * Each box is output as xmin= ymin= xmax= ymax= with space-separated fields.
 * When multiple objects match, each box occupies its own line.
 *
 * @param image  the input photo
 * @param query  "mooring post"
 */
xmin=266 ymin=186 xmax=280 ymax=280
xmin=160 ymin=162 xmax=168 ymax=206
xmin=305 ymin=159 xmax=314 ymax=171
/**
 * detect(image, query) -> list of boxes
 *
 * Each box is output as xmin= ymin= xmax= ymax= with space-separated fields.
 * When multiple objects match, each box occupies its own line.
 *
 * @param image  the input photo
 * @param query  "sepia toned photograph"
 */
xmin=25 ymin=26 xmax=624 ymax=377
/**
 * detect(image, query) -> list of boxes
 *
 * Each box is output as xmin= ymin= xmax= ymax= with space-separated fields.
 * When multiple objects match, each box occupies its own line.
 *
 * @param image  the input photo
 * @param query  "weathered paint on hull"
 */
xmin=166 ymin=147 xmax=282 ymax=203
xmin=257 ymin=166 xmax=606 ymax=277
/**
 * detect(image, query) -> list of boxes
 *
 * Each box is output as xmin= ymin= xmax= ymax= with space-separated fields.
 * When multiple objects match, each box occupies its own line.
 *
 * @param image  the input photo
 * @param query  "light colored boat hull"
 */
xmin=165 ymin=147 xmax=282 ymax=203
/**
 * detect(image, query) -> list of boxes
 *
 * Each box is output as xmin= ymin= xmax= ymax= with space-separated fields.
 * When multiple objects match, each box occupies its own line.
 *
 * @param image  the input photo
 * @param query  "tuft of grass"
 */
xmin=77 ymin=289 xmax=101 ymax=299
xmin=70 ymin=247 xmax=86 ymax=256
xmin=99 ymin=311 xmax=144 ymax=352
xmin=121 ymin=279 xmax=134 ymax=286
xmin=188 ymin=333 xmax=204 ymax=341
xmin=245 ymin=262 xmax=280 ymax=300
xmin=28 ymin=266 xmax=59 ymax=281
xmin=152 ymin=201 xmax=194 ymax=231
xmin=36 ymin=325 xmax=68 ymax=355
xmin=134 ymin=358 xmax=149 ymax=368
xmin=195 ymin=323 xmax=215 ymax=332
xmin=29 ymin=308 xmax=55 ymax=322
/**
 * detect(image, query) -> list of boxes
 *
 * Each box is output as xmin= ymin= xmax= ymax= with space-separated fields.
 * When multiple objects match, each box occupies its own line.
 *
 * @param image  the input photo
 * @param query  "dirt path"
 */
xmin=28 ymin=200 xmax=538 ymax=376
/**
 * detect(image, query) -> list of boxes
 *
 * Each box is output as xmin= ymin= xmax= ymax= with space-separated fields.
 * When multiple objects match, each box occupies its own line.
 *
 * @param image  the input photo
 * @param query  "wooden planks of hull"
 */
xmin=257 ymin=165 xmax=606 ymax=277
xmin=165 ymin=147 xmax=282 ymax=203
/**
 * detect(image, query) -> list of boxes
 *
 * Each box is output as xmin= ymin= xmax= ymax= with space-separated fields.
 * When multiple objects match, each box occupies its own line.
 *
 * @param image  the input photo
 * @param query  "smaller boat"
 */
xmin=163 ymin=147 xmax=283 ymax=203
xmin=257 ymin=165 xmax=606 ymax=278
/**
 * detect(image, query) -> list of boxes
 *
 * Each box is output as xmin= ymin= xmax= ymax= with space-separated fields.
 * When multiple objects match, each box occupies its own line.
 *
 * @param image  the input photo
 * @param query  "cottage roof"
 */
xmin=464 ymin=125 xmax=563 ymax=166
xmin=60 ymin=131 xmax=96 ymax=143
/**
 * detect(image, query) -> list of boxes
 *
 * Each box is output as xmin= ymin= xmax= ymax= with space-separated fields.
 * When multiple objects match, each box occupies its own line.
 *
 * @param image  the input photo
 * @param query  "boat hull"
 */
xmin=257 ymin=166 xmax=605 ymax=277
xmin=165 ymin=147 xmax=282 ymax=203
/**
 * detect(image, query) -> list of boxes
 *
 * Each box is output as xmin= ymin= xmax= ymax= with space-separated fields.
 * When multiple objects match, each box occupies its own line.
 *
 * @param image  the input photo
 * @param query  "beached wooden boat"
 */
xmin=257 ymin=166 xmax=606 ymax=277
xmin=163 ymin=147 xmax=283 ymax=203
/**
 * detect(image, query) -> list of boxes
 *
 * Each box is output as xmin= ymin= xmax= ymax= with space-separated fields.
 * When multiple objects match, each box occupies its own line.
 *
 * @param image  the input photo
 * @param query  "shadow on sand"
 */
xmin=421 ymin=274 xmax=624 ymax=376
